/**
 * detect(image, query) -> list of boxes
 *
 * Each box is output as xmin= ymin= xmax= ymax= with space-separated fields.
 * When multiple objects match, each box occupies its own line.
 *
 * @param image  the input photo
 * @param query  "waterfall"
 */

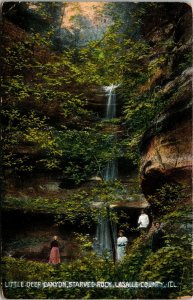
xmin=104 ymin=160 xmax=118 ymax=181
xmin=94 ymin=84 xmax=119 ymax=259
xmin=103 ymin=84 xmax=119 ymax=182
xmin=94 ymin=215 xmax=116 ymax=257
xmin=104 ymin=84 xmax=119 ymax=119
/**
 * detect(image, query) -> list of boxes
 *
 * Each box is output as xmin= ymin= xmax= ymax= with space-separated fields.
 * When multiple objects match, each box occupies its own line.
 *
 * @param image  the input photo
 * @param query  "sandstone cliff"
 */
xmin=140 ymin=3 xmax=192 ymax=197
xmin=140 ymin=88 xmax=192 ymax=196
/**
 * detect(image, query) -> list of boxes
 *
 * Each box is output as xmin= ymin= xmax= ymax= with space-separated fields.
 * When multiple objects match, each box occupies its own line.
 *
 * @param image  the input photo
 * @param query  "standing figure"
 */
xmin=151 ymin=222 xmax=165 ymax=252
xmin=49 ymin=235 xmax=60 ymax=264
xmin=138 ymin=209 xmax=150 ymax=231
xmin=117 ymin=230 xmax=128 ymax=261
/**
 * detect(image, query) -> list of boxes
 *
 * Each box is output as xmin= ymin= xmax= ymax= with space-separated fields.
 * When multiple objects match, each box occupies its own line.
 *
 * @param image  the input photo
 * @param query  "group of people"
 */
xmin=116 ymin=209 xmax=165 ymax=261
xmin=48 ymin=210 xmax=165 ymax=264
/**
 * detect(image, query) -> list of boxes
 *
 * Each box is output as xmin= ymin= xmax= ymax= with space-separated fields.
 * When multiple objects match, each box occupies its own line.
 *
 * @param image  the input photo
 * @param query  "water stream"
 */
xmin=104 ymin=84 xmax=118 ymax=119
xmin=104 ymin=160 xmax=118 ymax=181
xmin=94 ymin=84 xmax=119 ymax=258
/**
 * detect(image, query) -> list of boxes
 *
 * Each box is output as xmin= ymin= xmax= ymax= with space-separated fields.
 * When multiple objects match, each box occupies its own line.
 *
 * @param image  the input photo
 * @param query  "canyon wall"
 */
xmin=140 ymin=3 xmax=192 ymax=197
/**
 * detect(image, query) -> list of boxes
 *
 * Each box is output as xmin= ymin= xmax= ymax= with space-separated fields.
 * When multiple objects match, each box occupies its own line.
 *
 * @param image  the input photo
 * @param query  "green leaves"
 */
xmin=147 ymin=183 xmax=189 ymax=216
xmin=140 ymin=246 xmax=190 ymax=282
xmin=2 ymin=109 xmax=62 ymax=171
xmin=2 ymin=205 xmax=191 ymax=299
xmin=56 ymin=129 xmax=120 ymax=184
xmin=2 ymin=27 xmax=97 ymax=175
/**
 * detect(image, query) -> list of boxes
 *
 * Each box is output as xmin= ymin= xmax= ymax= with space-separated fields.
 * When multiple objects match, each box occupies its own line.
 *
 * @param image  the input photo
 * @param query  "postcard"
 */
xmin=1 ymin=2 xmax=192 ymax=299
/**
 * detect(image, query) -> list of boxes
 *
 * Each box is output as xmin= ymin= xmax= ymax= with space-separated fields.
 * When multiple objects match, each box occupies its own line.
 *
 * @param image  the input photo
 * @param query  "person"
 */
xmin=151 ymin=222 xmax=165 ymax=252
xmin=116 ymin=230 xmax=128 ymax=261
xmin=49 ymin=235 xmax=60 ymax=264
xmin=138 ymin=209 xmax=149 ymax=231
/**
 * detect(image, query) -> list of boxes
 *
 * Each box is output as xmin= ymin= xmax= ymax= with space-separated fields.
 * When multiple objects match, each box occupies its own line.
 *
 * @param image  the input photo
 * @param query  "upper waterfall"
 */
xmin=104 ymin=84 xmax=119 ymax=119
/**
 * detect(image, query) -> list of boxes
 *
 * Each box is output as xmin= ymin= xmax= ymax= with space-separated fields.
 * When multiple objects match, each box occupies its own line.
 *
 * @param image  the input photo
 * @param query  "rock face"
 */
xmin=140 ymin=68 xmax=192 ymax=196
xmin=139 ymin=3 xmax=192 ymax=197
xmin=141 ymin=118 xmax=191 ymax=196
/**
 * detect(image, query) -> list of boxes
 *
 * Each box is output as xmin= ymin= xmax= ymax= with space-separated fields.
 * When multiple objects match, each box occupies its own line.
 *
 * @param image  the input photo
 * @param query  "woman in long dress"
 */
xmin=117 ymin=230 xmax=128 ymax=261
xmin=49 ymin=235 xmax=60 ymax=264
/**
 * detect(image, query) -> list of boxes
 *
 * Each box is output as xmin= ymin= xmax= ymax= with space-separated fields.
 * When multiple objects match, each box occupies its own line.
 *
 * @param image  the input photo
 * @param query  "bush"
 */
xmin=147 ymin=183 xmax=188 ymax=216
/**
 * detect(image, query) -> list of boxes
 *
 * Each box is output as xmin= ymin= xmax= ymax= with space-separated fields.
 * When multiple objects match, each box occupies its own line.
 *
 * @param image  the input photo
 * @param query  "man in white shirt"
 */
xmin=117 ymin=230 xmax=128 ymax=261
xmin=138 ymin=209 xmax=149 ymax=230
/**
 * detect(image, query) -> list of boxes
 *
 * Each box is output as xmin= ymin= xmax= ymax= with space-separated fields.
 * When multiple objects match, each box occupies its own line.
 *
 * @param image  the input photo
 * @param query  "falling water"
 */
xmin=104 ymin=160 xmax=118 ymax=181
xmin=104 ymin=84 xmax=119 ymax=119
xmin=94 ymin=215 xmax=116 ymax=257
xmin=103 ymin=84 xmax=119 ymax=182
xmin=94 ymin=84 xmax=119 ymax=258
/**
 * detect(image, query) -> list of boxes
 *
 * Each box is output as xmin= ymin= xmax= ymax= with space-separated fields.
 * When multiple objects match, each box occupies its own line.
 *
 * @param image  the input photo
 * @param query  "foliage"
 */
xmin=2 ymin=203 xmax=192 ymax=299
xmin=31 ymin=2 xmax=64 ymax=29
xmin=120 ymin=131 xmax=142 ymax=165
xmin=141 ymin=247 xmax=186 ymax=281
xmin=57 ymin=180 xmax=131 ymax=226
xmin=2 ymin=22 xmax=127 ymax=181
xmin=1 ymin=29 xmax=100 ymax=177
xmin=3 ymin=196 xmax=65 ymax=213
xmin=144 ymin=196 xmax=192 ymax=297
xmin=2 ymin=257 xmax=56 ymax=299
xmin=161 ymin=206 xmax=192 ymax=269
xmin=57 ymin=128 xmax=120 ymax=184
xmin=2 ymin=109 xmax=63 ymax=171
xmin=3 ymin=193 xmax=95 ymax=226
xmin=3 ymin=1 xmax=190 ymax=177
xmin=139 ymin=247 xmax=189 ymax=299
xmin=140 ymin=205 xmax=192 ymax=298
xmin=99 ymin=2 xmax=191 ymax=166
xmin=147 ymin=183 xmax=189 ymax=216
xmin=3 ymin=181 xmax=127 ymax=226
